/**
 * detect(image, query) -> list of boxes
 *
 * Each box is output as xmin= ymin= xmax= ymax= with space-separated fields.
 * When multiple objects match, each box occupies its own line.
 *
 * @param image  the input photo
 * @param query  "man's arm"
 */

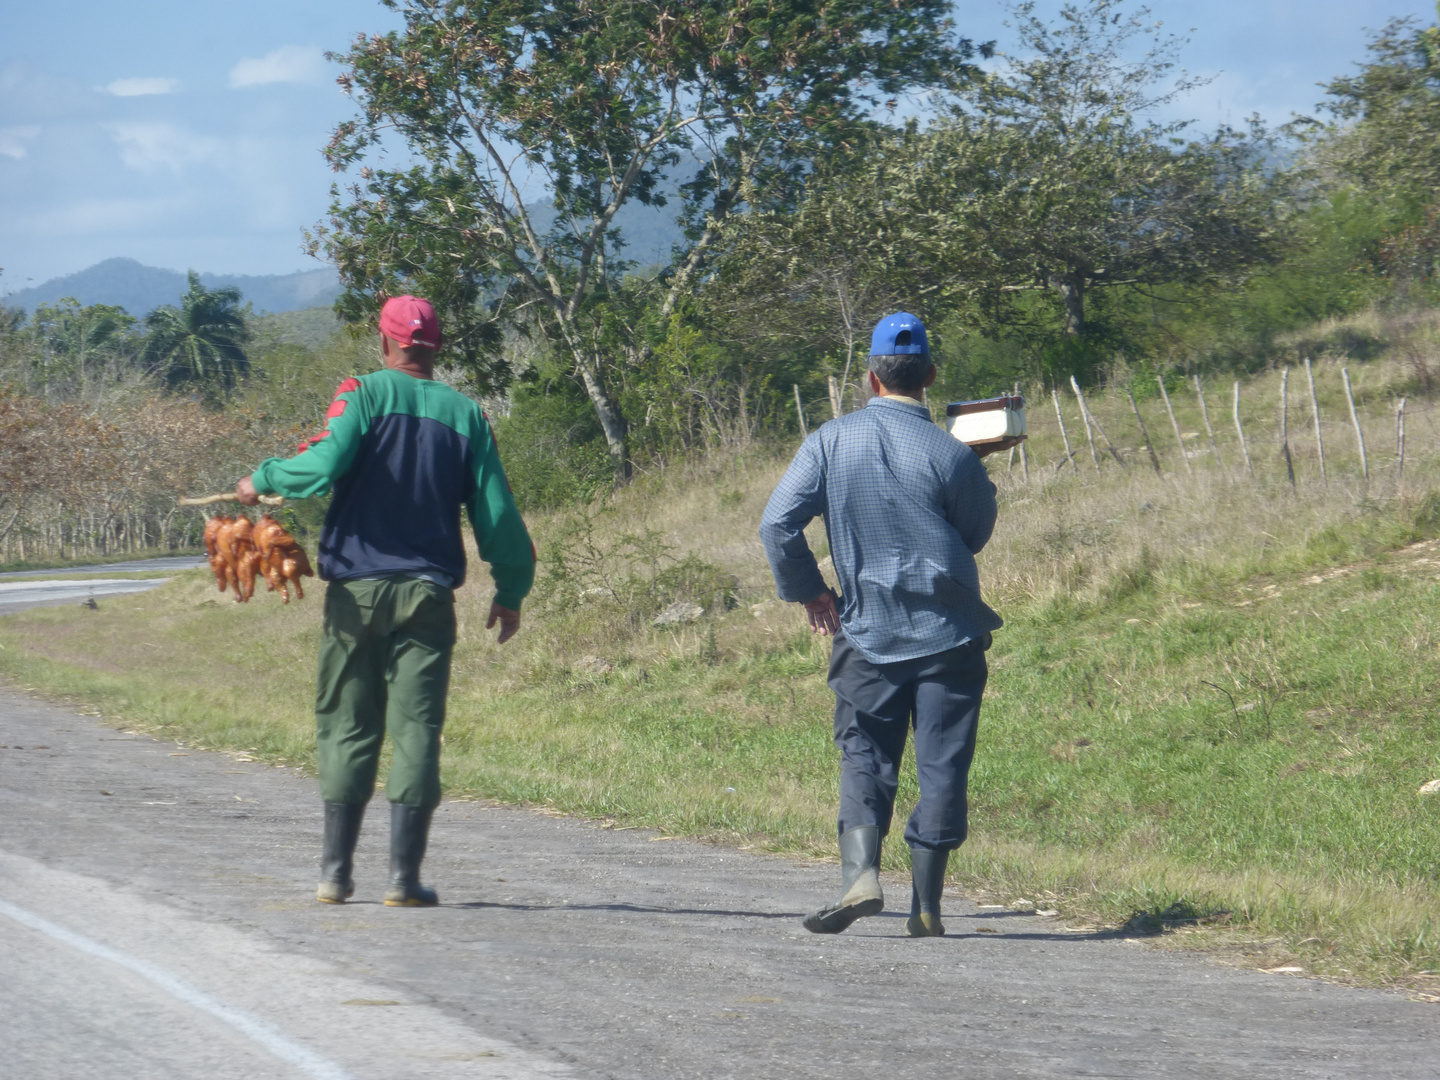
xmin=466 ymin=424 xmax=535 ymax=639
xmin=238 ymin=378 xmax=369 ymax=501
xmin=760 ymin=436 xmax=833 ymax=626
xmin=943 ymin=450 xmax=999 ymax=555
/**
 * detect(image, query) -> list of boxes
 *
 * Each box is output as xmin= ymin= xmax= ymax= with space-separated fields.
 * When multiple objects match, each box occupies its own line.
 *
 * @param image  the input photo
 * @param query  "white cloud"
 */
xmin=0 ymin=125 xmax=40 ymax=159
xmin=107 ymin=122 xmax=222 ymax=174
xmin=103 ymin=77 xmax=179 ymax=97
xmin=228 ymin=45 xmax=327 ymax=89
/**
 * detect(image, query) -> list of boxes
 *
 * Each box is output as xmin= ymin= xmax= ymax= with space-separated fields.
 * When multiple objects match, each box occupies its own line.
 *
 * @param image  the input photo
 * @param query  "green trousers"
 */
xmin=315 ymin=577 xmax=456 ymax=809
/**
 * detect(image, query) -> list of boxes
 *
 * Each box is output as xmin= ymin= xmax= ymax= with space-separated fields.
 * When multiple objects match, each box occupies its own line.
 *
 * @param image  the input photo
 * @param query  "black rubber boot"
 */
xmin=803 ymin=826 xmax=884 ymax=934
xmin=906 ymin=846 xmax=950 ymax=937
xmin=383 ymin=803 xmax=439 ymax=907
xmin=316 ymin=801 xmax=365 ymax=904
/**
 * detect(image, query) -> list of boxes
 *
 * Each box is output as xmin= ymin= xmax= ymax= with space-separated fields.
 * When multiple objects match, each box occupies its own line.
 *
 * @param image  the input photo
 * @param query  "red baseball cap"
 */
xmin=379 ymin=295 xmax=442 ymax=350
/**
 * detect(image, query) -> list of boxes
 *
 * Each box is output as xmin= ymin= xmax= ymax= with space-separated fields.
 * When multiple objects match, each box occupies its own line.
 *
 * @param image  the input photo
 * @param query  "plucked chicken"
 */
xmin=203 ymin=514 xmax=232 ymax=593
xmin=206 ymin=511 xmax=313 ymax=603
xmin=252 ymin=513 xmax=314 ymax=602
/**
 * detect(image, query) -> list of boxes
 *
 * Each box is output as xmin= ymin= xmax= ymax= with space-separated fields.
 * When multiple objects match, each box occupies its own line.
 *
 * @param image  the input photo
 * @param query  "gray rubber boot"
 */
xmin=906 ymin=846 xmax=951 ymax=937
xmin=803 ymin=826 xmax=884 ymax=934
xmin=316 ymin=802 xmax=365 ymax=904
xmin=383 ymin=803 xmax=439 ymax=907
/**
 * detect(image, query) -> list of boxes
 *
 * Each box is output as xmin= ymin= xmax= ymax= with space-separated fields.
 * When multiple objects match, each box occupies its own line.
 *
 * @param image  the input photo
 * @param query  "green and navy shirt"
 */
xmin=251 ymin=368 xmax=535 ymax=609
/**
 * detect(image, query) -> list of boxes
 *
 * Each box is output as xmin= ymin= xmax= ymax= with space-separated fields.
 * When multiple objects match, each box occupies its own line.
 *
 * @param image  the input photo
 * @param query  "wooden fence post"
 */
xmin=1194 ymin=375 xmax=1225 ymax=473
xmin=1052 ymin=388 xmax=1077 ymax=472
xmin=1157 ymin=376 xmax=1193 ymax=476
xmin=1071 ymin=376 xmax=1124 ymax=465
xmin=1397 ymin=396 xmax=1407 ymax=480
xmin=794 ymin=384 xmax=808 ymax=440
xmin=1069 ymin=376 xmax=1100 ymax=467
xmin=1232 ymin=380 xmax=1254 ymax=477
xmin=1126 ymin=384 xmax=1162 ymax=475
xmin=1304 ymin=357 xmax=1326 ymax=483
xmin=1017 ymin=383 xmax=1030 ymax=481
xmin=1280 ymin=368 xmax=1296 ymax=489
xmin=1341 ymin=366 xmax=1368 ymax=481
xmin=827 ymin=375 xmax=843 ymax=419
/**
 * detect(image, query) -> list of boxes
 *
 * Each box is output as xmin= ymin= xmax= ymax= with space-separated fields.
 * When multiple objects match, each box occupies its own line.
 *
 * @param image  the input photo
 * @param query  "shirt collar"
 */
xmin=866 ymin=394 xmax=930 ymax=415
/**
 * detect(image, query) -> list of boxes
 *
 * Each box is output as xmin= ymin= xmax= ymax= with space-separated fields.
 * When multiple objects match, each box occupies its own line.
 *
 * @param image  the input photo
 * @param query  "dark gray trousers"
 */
xmin=829 ymin=631 xmax=988 ymax=853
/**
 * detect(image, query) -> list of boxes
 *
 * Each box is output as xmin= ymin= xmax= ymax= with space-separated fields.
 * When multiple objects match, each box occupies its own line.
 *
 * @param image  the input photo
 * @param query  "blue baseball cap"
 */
xmin=869 ymin=312 xmax=929 ymax=357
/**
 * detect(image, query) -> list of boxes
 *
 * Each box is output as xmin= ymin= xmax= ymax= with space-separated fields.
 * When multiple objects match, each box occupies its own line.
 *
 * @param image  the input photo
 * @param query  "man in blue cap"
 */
xmin=760 ymin=312 xmax=1010 ymax=936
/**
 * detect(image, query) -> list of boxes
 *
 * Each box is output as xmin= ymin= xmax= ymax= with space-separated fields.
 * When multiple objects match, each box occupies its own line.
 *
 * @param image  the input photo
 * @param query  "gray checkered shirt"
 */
xmin=760 ymin=396 xmax=1002 ymax=664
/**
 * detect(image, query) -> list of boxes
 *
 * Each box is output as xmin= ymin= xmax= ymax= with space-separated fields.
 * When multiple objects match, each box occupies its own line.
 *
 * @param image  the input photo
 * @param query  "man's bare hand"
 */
xmin=803 ymin=591 xmax=840 ymax=636
xmin=486 ymin=603 xmax=521 ymax=644
xmin=234 ymin=475 xmax=261 ymax=506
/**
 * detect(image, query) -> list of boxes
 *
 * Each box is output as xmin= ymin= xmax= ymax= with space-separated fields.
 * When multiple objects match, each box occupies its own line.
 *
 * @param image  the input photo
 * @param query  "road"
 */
xmin=0 ymin=556 xmax=207 ymax=579
xmin=1 ymin=690 xmax=1438 ymax=1079
xmin=0 ymin=556 xmax=206 ymax=615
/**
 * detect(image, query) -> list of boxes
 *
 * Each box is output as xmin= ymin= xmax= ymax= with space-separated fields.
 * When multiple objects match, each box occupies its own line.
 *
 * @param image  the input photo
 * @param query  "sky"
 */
xmin=1 ymin=0 xmax=1436 ymax=293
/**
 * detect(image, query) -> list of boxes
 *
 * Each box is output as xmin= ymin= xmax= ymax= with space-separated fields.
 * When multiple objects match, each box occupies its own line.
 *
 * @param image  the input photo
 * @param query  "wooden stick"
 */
xmin=793 ymin=384 xmax=808 ymax=440
xmin=827 ymin=375 xmax=842 ymax=419
xmin=1069 ymin=377 xmax=1100 ymax=467
xmin=1232 ymin=381 xmax=1254 ymax=477
xmin=1280 ymin=368 xmax=1296 ymax=489
xmin=1304 ymin=356 xmax=1326 ymax=483
xmin=1052 ymin=388 xmax=1077 ymax=472
xmin=1126 ymin=385 xmax=1162 ymax=475
xmin=1071 ymin=376 xmax=1123 ymax=465
xmin=1193 ymin=375 xmax=1224 ymax=472
xmin=1005 ymin=382 xmax=1018 ymax=474
xmin=1157 ymin=376 xmax=1193 ymax=475
xmin=1398 ymin=396 xmax=1408 ymax=479
xmin=1017 ymin=384 xmax=1029 ymax=481
xmin=178 ymin=493 xmax=284 ymax=507
xmin=1341 ymin=366 xmax=1368 ymax=481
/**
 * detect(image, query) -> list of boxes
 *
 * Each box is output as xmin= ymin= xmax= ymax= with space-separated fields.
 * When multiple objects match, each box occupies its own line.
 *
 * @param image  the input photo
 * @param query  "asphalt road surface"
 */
xmin=0 ymin=556 xmax=207 ymax=579
xmin=2 ymin=691 xmax=1438 ymax=1079
xmin=0 ymin=556 xmax=207 ymax=616
xmin=0 ymin=577 xmax=175 ymax=615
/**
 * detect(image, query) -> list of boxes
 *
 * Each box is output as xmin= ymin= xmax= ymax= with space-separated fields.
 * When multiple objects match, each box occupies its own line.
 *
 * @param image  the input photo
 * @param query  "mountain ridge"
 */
xmin=1 ymin=258 xmax=342 ymax=317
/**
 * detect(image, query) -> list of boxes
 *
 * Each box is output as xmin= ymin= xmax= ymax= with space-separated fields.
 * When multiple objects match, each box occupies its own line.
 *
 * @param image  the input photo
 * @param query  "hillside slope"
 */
xmin=2 ymin=258 xmax=340 ymax=316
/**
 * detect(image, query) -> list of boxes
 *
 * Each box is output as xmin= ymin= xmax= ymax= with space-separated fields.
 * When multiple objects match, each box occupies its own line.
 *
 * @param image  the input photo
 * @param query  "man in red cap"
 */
xmin=235 ymin=295 xmax=535 ymax=907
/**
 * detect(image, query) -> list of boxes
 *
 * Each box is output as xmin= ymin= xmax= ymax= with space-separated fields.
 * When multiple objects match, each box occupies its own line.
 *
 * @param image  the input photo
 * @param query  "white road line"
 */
xmin=0 ymin=897 xmax=354 ymax=1080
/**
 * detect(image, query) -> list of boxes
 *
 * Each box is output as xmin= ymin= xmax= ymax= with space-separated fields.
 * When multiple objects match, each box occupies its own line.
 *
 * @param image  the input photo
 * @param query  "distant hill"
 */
xmin=1 ymin=258 xmax=341 ymax=317
xmin=3 ymin=195 xmax=686 ymax=320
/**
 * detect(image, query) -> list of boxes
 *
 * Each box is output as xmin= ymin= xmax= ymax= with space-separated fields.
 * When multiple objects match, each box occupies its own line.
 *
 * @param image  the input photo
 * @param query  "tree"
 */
xmin=142 ymin=272 xmax=252 ymax=397
xmin=1306 ymin=5 xmax=1440 ymax=291
xmin=937 ymin=2 xmax=1288 ymax=347
xmin=30 ymin=298 xmax=137 ymax=396
xmin=702 ymin=143 xmax=905 ymax=407
xmin=1313 ymin=7 xmax=1440 ymax=210
xmin=714 ymin=0 xmax=1288 ymax=382
xmin=313 ymin=0 xmax=973 ymax=477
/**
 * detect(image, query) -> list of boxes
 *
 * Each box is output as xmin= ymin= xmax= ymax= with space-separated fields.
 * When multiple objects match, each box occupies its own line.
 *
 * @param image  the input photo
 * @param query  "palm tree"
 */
xmin=143 ymin=272 xmax=251 ymax=397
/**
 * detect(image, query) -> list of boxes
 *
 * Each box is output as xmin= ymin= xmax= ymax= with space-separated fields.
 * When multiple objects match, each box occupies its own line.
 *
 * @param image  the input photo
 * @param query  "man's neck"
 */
xmin=876 ymin=392 xmax=925 ymax=407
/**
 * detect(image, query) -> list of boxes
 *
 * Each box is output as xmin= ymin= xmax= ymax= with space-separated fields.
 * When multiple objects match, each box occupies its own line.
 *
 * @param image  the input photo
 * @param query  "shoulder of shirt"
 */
xmin=839 ymin=401 xmax=975 ymax=460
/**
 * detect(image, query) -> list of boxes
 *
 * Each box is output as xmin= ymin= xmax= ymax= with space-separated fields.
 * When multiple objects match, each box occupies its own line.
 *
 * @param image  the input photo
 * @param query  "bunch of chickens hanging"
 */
xmin=204 ymin=513 xmax=314 ymax=603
